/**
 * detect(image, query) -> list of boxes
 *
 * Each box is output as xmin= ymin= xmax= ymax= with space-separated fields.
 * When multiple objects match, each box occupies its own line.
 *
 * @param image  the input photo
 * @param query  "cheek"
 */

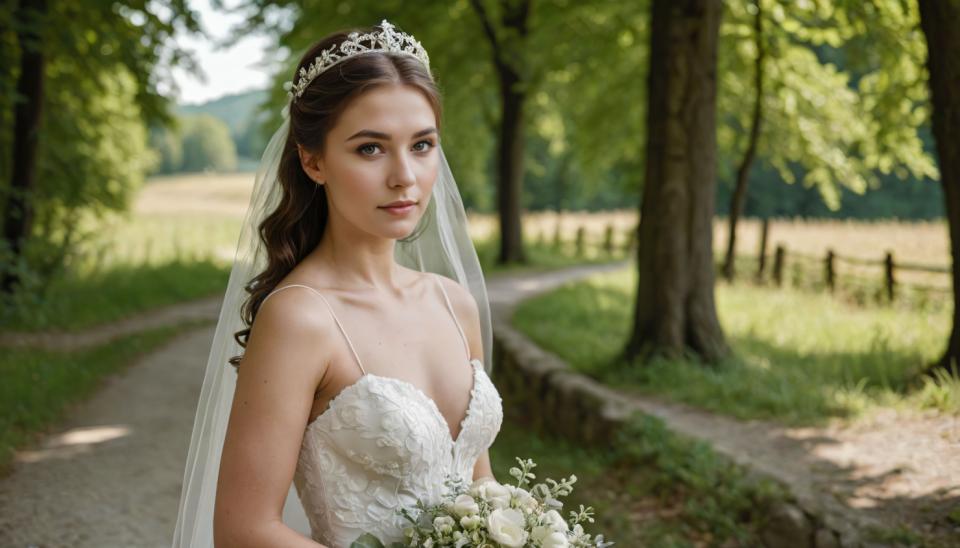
xmin=419 ymin=155 xmax=440 ymax=190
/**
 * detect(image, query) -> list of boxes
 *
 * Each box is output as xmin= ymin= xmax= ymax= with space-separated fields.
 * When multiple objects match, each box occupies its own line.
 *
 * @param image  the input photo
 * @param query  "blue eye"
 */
xmin=357 ymin=143 xmax=382 ymax=156
xmin=413 ymin=140 xmax=435 ymax=152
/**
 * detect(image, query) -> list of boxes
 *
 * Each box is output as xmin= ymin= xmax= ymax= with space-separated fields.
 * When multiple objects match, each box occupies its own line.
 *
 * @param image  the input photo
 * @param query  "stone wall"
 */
xmin=491 ymin=321 xmax=860 ymax=548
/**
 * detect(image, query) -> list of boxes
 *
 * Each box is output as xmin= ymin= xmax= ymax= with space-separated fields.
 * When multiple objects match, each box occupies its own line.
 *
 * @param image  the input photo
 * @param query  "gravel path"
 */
xmin=0 ymin=297 xmax=223 ymax=351
xmin=0 ymin=325 xmax=214 ymax=547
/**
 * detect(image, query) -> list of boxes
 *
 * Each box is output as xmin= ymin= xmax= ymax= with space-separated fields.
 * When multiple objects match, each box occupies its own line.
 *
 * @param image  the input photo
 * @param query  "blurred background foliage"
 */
xmin=0 ymin=0 xmax=947 ymax=305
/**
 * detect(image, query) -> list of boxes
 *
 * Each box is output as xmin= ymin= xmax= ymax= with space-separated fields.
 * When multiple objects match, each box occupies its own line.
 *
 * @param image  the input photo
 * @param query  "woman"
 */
xmin=172 ymin=21 xmax=503 ymax=548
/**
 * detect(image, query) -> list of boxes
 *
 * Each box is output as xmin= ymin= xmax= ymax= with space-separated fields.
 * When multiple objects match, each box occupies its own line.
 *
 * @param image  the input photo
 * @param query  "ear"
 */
xmin=297 ymin=144 xmax=326 ymax=184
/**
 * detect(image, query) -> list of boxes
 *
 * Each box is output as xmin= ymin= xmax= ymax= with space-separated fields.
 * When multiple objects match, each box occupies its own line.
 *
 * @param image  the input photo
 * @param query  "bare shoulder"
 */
xmin=429 ymin=272 xmax=484 ymax=362
xmin=213 ymin=285 xmax=340 ymax=540
xmin=242 ymin=285 xmax=339 ymax=383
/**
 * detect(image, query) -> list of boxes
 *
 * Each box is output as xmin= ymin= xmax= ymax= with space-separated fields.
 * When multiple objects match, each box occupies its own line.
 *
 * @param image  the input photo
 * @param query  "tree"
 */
xmin=717 ymin=0 xmax=938 ymax=279
xmin=622 ymin=0 xmax=730 ymax=365
xmin=180 ymin=114 xmax=238 ymax=173
xmin=467 ymin=0 xmax=532 ymax=264
xmin=722 ymin=0 xmax=764 ymax=281
xmin=3 ymin=0 xmax=47 ymax=293
xmin=917 ymin=0 xmax=960 ymax=376
xmin=1 ymin=0 xmax=201 ymax=294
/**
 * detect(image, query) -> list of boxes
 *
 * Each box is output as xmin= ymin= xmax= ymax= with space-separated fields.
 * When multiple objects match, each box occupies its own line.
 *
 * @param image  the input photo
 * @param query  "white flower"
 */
xmin=459 ymin=514 xmax=482 ymax=530
xmin=531 ymin=525 xmax=554 ymax=543
xmin=541 ymin=531 xmax=570 ymax=547
xmin=423 ymin=538 xmax=434 ymax=548
xmin=433 ymin=515 xmax=456 ymax=534
xmin=469 ymin=476 xmax=498 ymax=496
xmin=506 ymin=484 xmax=538 ymax=512
xmin=477 ymin=480 xmax=512 ymax=509
xmin=487 ymin=508 xmax=528 ymax=547
xmin=542 ymin=509 xmax=569 ymax=532
xmin=452 ymin=493 xmax=480 ymax=516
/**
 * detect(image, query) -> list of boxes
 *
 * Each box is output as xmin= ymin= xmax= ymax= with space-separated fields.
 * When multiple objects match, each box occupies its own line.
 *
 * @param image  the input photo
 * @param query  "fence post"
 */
xmin=825 ymin=249 xmax=835 ymax=292
xmin=553 ymin=219 xmax=563 ymax=252
xmin=603 ymin=224 xmax=614 ymax=255
xmin=575 ymin=226 xmax=586 ymax=258
xmin=623 ymin=224 xmax=637 ymax=255
xmin=757 ymin=218 xmax=769 ymax=281
xmin=773 ymin=244 xmax=784 ymax=287
xmin=885 ymin=250 xmax=895 ymax=303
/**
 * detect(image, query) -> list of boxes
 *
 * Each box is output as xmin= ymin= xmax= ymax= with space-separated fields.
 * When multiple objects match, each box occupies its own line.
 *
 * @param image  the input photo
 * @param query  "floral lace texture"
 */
xmin=292 ymin=358 xmax=503 ymax=547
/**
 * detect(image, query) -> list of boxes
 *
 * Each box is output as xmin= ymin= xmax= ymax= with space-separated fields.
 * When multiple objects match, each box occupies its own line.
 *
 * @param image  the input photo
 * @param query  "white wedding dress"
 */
xmin=260 ymin=273 xmax=504 ymax=548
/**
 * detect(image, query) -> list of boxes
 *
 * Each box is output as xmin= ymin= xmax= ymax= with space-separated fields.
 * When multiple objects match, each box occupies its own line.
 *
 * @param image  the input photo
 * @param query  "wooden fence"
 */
xmin=535 ymin=217 xmax=951 ymax=305
xmin=752 ymin=219 xmax=951 ymax=303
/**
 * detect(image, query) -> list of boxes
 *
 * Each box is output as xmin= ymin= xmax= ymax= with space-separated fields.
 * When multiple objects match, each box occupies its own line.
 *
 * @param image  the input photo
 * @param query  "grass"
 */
xmin=1 ymin=258 xmax=230 ymax=331
xmin=490 ymin=410 xmax=789 ymax=545
xmin=512 ymin=267 xmax=960 ymax=426
xmin=0 ymin=320 xmax=208 ymax=474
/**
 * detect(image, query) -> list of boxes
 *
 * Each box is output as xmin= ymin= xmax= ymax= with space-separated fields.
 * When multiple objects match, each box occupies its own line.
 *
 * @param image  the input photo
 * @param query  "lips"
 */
xmin=379 ymin=200 xmax=417 ymax=208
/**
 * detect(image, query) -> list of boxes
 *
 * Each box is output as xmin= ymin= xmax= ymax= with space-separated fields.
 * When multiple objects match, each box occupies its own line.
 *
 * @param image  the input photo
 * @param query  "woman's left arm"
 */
xmin=473 ymin=450 xmax=495 ymax=482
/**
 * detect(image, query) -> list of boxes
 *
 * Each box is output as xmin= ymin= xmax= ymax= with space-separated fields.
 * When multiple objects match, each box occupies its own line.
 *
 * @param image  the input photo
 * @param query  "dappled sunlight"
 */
xmin=15 ymin=424 xmax=132 ymax=464
xmin=514 ymin=265 xmax=958 ymax=424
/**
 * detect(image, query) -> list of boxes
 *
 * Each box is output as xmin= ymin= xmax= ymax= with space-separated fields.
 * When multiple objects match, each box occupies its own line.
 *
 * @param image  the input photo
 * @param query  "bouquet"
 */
xmin=351 ymin=457 xmax=614 ymax=548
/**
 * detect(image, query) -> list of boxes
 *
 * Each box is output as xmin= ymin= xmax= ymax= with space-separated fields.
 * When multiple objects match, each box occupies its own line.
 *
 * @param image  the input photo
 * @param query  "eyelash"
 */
xmin=356 ymin=140 xmax=435 ymax=156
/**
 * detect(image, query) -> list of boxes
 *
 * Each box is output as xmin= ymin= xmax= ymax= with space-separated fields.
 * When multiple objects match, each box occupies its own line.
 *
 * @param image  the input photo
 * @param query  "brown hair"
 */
xmin=229 ymin=24 xmax=442 ymax=368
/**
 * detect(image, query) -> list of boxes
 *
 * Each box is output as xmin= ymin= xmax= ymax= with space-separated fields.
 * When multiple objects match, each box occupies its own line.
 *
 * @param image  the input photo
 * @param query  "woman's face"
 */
xmin=300 ymin=84 xmax=440 ymax=241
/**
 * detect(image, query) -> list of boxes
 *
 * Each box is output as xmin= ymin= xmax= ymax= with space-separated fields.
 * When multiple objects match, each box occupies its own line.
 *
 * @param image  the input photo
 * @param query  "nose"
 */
xmin=389 ymin=150 xmax=417 ymax=188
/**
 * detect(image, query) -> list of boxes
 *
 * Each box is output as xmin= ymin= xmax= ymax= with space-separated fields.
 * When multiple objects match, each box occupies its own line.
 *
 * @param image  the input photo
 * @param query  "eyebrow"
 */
xmin=345 ymin=127 xmax=438 ymax=142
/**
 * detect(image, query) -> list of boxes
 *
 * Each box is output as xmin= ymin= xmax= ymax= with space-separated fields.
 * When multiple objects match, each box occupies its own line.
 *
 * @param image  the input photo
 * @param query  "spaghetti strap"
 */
xmin=432 ymin=273 xmax=472 ymax=360
xmin=260 ymin=284 xmax=367 ymax=375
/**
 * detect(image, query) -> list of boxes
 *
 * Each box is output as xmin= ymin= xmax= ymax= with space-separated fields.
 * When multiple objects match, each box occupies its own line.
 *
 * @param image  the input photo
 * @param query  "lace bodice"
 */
xmin=261 ymin=274 xmax=503 ymax=548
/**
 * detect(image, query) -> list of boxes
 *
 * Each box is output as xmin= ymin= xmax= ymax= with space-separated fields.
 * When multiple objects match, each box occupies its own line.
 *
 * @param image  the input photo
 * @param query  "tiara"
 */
xmin=284 ymin=19 xmax=431 ymax=101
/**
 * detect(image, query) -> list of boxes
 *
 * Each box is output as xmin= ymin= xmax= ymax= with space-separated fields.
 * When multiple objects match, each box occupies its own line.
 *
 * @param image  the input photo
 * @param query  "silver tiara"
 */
xmin=284 ymin=19 xmax=431 ymax=101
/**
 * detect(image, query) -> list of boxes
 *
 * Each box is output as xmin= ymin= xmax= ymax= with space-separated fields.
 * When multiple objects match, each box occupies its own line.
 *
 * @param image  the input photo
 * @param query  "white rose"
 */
xmin=531 ymin=525 xmax=554 ymax=542
xmin=478 ymin=480 xmax=512 ymax=510
xmin=433 ymin=515 xmax=455 ymax=534
xmin=542 ymin=509 xmax=569 ymax=532
xmin=452 ymin=493 xmax=480 ymax=516
xmin=541 ymin=531 xmax=570 ymax=548
xmin=486 ymin=508 xmax=528 ymax=547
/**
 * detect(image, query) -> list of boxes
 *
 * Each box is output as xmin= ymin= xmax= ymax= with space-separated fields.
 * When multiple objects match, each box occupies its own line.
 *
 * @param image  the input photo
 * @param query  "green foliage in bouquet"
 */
xmin=351 ymin=457 xmax=613 ymax=547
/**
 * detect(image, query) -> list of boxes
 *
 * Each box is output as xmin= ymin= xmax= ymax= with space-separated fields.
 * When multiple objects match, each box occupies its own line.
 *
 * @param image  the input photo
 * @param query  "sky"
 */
xmin=166 ymin=0 xmax=278 ymax=106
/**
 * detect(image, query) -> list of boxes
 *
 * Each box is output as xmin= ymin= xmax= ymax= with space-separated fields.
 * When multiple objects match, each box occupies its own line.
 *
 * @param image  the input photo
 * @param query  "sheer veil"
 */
xmin=170 ymin=25 xmax=493 ymax=546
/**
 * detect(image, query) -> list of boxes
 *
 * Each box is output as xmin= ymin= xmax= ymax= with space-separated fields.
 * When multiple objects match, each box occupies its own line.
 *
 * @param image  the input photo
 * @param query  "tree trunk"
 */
xmin=497 ymin=64 xmax=527 ymax=263
xmin=623 ymin=0 xmax=729 ymax=366
xmin=469 ymin=0 xmax=530 ymax=265
xmin=2 ymin=0 xmax=46 ymax=295
xmin=918 ymin=0 xmax=960 ymax=377
xmin=722 ymin=0 xmax=764 ymax=282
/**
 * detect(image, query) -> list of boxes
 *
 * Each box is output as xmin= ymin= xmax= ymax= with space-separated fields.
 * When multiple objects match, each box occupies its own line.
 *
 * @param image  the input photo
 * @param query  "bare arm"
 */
xmin=213 ymin=289 xmax=334 ymax=548
xmin=439 ymin=275 xmax=498 ymax=485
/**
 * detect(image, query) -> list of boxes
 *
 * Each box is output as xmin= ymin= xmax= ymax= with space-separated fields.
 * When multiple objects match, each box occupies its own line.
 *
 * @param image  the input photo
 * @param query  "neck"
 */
xmin=307 ymin=210 xmax=409 ymax=295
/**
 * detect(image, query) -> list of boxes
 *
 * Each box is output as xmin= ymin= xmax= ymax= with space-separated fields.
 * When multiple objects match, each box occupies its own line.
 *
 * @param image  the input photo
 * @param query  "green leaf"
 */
xmin=349 ymin=532 xmax=386 ymax=548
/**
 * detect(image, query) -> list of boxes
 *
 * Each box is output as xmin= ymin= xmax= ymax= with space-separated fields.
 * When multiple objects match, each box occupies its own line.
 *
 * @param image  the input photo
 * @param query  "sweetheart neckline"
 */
xmin=305 ymin=358 xmax=486 ymax=446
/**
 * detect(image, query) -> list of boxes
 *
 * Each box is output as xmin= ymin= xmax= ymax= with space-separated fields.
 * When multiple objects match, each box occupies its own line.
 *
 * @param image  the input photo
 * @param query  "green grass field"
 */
xmin=513 ymin=267 xmax=959 ymax=426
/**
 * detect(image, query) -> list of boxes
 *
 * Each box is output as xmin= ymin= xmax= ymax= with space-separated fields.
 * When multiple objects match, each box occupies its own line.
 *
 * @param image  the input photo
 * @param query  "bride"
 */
xmin=171 ymin=20 xmax=503 ymax=548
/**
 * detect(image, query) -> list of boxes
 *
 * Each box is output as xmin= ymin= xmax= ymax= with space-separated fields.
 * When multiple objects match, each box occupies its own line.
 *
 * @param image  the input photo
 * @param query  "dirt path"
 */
xmin=3 ymin=258 xmax=955 ymax=546
xmin=0 ymin=296 xmax=223 ymax=351
xmin=0 ymin=324 xmax=214 ymax=547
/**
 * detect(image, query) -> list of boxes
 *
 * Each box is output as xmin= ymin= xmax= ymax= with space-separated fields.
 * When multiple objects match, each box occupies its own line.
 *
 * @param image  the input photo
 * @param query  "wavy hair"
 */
xmin=229 ymin=24 xmax=442 ymax=368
